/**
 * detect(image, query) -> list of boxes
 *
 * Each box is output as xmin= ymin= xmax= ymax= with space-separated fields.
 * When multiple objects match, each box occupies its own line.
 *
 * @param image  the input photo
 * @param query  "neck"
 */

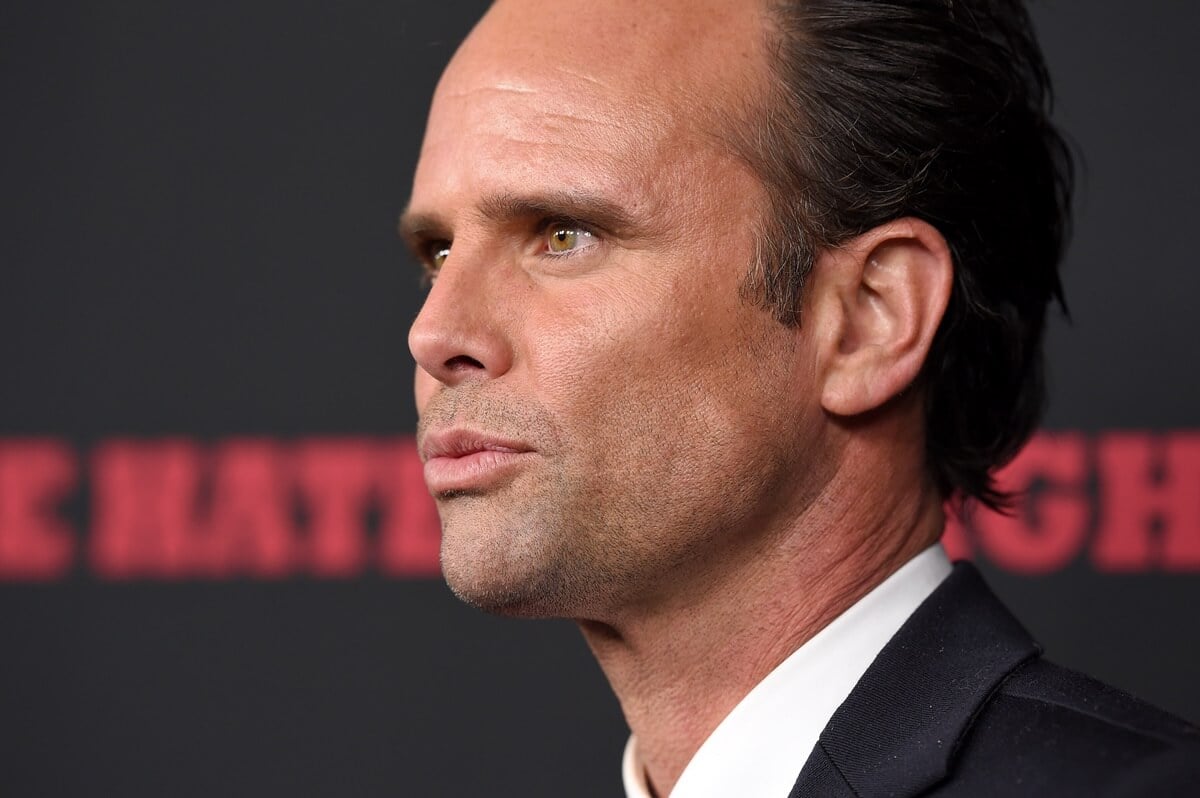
xmin=579 ymin=455 xmax=945 ymax=797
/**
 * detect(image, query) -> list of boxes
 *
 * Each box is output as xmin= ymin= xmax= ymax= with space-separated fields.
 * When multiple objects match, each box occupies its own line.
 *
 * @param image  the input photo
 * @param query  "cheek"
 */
xmin=523 ymin=275 xmax=774 ymax=453
xmin=516 ymin=287 xmax=662 ymax=448
xmin=525 ymin=277 xmax=679 ymax=386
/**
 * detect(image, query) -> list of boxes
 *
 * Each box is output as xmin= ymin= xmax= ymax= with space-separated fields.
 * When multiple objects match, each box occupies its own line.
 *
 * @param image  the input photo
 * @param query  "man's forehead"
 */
xmin=442 ymin=0 xmax=770 ymax=111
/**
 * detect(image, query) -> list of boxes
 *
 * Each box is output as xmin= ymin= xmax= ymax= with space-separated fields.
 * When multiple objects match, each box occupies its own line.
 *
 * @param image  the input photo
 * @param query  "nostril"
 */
xmin=445 ymin=354 xmax=485 ymax=372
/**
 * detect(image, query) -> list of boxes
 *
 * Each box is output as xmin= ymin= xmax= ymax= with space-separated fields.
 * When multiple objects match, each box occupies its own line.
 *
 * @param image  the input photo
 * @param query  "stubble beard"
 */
xmin=437 ymin=480 xmax=636 ymax=619
xmin=421 ymin=389 xmax=643 ymax=620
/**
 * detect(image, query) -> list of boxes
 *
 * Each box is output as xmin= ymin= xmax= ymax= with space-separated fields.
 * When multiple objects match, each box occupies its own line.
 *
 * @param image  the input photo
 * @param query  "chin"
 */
xmin=442 ymin=564 xmax=572 ymax=618
xmin=436 ymin=494 xmax=625 ymax=619
xmin=439 ymin=536 xmax=605 ymax=620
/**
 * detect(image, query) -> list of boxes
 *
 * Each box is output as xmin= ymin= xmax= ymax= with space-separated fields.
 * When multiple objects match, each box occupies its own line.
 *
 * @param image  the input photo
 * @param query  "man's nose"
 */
xmin=408 ymin=253 xmax=514 ymax=387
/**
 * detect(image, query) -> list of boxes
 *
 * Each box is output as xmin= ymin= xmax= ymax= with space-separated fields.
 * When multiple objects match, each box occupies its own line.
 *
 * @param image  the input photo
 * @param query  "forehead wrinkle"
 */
xmin=490 ymin=80 xmax=537 ymax=94
xmin=474 ymin=68 xmax=610 ymax=93
xmin=438 ymin=80 xmax=655 ymax=137
xmin=549 ymin=65 xmax=610 ymax=89
xmin=442 ymin=83 xmax=536 ymax=100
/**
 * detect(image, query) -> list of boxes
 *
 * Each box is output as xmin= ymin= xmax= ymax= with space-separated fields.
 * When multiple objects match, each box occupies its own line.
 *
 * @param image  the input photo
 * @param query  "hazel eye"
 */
xmin=545 ymin=224 xmax=595 ymax=255
xmin=429 ymin=243 xmax=451 ymax=271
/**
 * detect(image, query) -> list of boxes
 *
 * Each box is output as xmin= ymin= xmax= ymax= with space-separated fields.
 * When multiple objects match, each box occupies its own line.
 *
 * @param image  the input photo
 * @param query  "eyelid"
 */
xmin=539 ymin=215 xmax=597 ymax=234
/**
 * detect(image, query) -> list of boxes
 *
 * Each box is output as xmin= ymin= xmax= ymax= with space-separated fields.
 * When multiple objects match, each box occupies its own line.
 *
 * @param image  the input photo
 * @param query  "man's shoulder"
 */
xmin=997 ymin=657 xmax=1198 ymax=744
xmin=941 ymin=656 xmax=1200 ymax=796
xmin=791 ymin=563 xmax=1200 ymax=798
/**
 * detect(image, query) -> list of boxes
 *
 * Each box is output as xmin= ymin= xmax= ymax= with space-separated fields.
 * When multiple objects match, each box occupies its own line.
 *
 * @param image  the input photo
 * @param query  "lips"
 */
xmin=419 ymin=429 xmax=535 ymax=494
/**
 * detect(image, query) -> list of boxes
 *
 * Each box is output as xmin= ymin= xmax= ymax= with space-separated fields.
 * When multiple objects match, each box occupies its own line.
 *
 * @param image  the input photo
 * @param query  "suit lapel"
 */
xmin=788 ymin=563 xmax=1041 ymax=798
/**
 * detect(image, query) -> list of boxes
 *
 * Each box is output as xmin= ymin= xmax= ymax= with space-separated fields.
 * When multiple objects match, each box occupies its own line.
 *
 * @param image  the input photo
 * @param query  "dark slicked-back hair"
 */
xmin=738 ymin=0 xmax=1073 ymax=508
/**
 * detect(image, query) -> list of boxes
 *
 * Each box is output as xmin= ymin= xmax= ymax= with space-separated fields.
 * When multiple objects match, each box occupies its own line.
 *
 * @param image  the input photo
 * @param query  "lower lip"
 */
xmin=423 ymin=450 xmax=533 ymax=494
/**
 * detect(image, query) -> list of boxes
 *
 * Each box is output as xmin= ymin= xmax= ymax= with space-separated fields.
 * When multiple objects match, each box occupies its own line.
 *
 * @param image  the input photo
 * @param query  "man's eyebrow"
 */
xmin=398 ymin=190 xmax=643 ymax=248
xmin=474 ymin=191 xmax=641 ymax=235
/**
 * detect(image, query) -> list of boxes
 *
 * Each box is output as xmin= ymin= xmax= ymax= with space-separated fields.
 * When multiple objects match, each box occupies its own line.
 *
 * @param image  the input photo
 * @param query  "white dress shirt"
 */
xmin=622 ymin=544 xmax=953 ymax=798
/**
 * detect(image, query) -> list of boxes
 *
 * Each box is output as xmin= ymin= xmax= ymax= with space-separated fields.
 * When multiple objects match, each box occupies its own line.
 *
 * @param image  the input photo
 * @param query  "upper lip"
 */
xmin=418 ymin=429 xmax=534 ymax=462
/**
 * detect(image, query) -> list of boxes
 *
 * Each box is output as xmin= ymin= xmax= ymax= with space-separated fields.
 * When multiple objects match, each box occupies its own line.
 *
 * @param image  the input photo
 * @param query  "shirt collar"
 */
xmin=622 ymin=544 xmax=953 ymax=798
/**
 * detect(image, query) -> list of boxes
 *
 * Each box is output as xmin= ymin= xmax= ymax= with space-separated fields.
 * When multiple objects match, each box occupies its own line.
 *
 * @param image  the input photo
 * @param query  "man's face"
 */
xmin=406 ymin=0 xmax=829 ymax=620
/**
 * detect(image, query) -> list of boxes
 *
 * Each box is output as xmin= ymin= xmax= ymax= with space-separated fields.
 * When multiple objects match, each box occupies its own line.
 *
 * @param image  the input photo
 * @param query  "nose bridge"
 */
xmin=408 ymin=241 xmax=514 ymax=386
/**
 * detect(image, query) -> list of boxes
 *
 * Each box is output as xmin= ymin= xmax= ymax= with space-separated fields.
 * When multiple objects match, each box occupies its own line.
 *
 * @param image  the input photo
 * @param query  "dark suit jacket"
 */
xmin=788 ymin=563 xmax=1200 ymax=797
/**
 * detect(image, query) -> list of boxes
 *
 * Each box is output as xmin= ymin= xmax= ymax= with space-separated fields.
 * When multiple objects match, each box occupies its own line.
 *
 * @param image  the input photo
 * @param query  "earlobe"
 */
xmin=818 ymin=219 xmax=954 ymax=417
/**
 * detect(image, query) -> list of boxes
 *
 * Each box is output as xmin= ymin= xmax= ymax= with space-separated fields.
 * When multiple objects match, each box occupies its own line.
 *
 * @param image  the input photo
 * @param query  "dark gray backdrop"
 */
xmin=2 ymin=2 xmax=1198 ymax=796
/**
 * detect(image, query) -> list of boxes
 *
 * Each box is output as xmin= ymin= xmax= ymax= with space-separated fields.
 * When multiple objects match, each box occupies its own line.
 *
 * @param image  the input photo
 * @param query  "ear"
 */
xmin=811 ymin=218 xmax=953 ymax=417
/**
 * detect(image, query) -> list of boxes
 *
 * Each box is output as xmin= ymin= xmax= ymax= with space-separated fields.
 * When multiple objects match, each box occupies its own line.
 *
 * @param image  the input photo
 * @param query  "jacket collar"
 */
xmin=789 ymin=563 xmax=1041 ymax=798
